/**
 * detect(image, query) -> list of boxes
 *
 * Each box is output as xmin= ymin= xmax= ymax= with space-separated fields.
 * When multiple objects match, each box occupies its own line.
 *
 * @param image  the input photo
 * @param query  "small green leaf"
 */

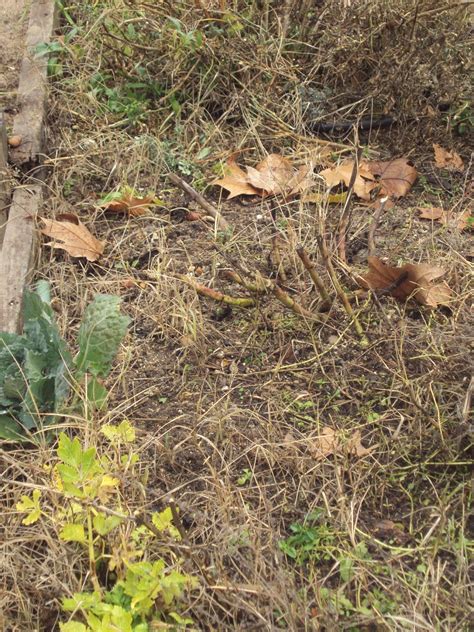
xmin=339 ymin=557 xmax=354 ymax=582
xmin=60 ymin=523 xmax=87 ymax=542
xmin=16 ymin=488 xmax=42 ymax=525
xmin=93 ymin=513 xmax=123 ymax=536
xmin=101 ymin=420 xmax=136 ymax=443
xmin=151 ymin=507 xmax=181 ymax=540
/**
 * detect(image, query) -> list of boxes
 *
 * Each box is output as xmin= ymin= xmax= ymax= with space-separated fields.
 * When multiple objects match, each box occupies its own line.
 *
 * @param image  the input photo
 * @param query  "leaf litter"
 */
xmin=417 ymin=207 xmax=472 ymax=231
xmin=99 ymin=187 xmax=162 ymax=216
xmin=213 ymin=153 xmax=314 ymax=199
xmin=359 ymin=256 xmax=452 ymax=308
xmin=40 ymin=213 xmax=105 ymax=262
xmin=308 ymin=426 xmax=375 ymax=460
xmin=433 ymin=143 xmax=464 ymax=172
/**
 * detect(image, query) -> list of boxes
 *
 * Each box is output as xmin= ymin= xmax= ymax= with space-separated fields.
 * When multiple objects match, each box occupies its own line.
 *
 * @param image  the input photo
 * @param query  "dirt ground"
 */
xmin=1 ymin=1 xmax=472 ymax=631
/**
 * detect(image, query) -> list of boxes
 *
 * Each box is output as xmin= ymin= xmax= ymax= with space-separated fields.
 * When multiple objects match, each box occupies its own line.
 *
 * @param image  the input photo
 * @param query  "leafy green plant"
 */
xmin=16 ymin=421 xmax=196 ymax=630
xmin=0 ymin=282 xmax=130 ymax=440
xmin=279 ymin=510 xmax=337 ymax=564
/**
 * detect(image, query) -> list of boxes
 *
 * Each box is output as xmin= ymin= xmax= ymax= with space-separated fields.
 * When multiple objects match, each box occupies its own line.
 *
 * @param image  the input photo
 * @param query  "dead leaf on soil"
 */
xmin=365 ymin=158 xmax=418 ymax=198
xmin=417 ymin=207 xmax=472 ymax=231
xmin=433 ymin=143 xmax=464 ymax=172
xmin=359 ymin=256 xmax=452 ymax=307
xmin=100 ymin=189 xmax=160 ymax=216
xmin=319 ymin=161 xmax=376 ymax=201
xmin=213 ymin=153 xmax=314 ymax=199
xmin=40 ymin=213 xmax=105 ymax=262
xmin=213 ymin=156 xmax=260 ymax=199
xmin=309 ymin=426 xmax=375 ymax=460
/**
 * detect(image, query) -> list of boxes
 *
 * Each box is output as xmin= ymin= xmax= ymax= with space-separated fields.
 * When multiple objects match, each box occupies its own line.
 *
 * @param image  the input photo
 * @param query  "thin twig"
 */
xmin=296 ymin=244 xmax=331 ymax=309
xmin=168 ymin=172 xmax=230 ymax=232
xmin=368 ymin=196 xmax=389 ymax=256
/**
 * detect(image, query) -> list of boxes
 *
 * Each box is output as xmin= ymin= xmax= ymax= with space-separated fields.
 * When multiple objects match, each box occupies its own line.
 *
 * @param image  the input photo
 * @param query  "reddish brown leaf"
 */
xmin=365 ymin=158 xmax=418 ymax=198
xmin=359 ymin=256 xmax=452 ymax=307
xmin=319 ymin=161 xmax=376 ymax=201
xmin=40 ymin=213 xmax=105 ymax=261
xmin=213 ymin=157 xmax=261 ymax=199
xmin=417 ymin=207 xmax=471 ymax=231
xmin=433 ymin=143 xmax=464 ymax=172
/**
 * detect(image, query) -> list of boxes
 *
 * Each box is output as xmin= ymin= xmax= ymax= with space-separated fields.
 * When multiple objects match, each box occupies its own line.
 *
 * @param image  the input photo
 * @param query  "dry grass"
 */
xmin=1 ymin=0 xmax=473 ymax=630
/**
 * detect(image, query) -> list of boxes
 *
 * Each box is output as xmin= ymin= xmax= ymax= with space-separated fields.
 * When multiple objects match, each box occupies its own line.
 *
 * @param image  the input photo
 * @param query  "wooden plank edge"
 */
xmin=0 ymin=113 xmax=9 ymax=248
xmin=10 ymin=0 xmax=58 ymax=167
xmin=0 ymin=186 xmax=40 ymax=333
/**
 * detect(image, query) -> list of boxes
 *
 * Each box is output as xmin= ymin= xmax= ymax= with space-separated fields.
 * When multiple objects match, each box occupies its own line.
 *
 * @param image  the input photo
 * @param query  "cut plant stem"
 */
xmin=296 ymin=245 xmax=331 ymax=309
xmin=317 ymin=235 xmax=368 ymax=344
xmin=179 ymin=275 xmax=255 ymax=307
xmin=271 ymin=283 xmax=316 ymax=320
xmin=337 ymin=145 xmax=362 ymax=264
xmin=168 ymin=172 xmax=230 ymax=233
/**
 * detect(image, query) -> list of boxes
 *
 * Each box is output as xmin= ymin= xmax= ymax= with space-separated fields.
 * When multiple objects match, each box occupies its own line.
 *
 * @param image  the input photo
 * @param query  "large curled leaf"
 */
xmin=75 ymin=295 xmax=131 ymax=378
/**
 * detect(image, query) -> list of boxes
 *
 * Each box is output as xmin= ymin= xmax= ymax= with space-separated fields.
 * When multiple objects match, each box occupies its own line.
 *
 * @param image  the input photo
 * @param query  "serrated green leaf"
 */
xmin=92 ymin=513 xmax=123 ymax=536
xmin=75 ymin=295 xmax=130 ymax=378
xmin=16 ymin=488 xmax=42 ymax=524
xmin=101 ymin=420 xmax=135 ymax=443
xmin=60 ymin=523 xmax=86 ymax=542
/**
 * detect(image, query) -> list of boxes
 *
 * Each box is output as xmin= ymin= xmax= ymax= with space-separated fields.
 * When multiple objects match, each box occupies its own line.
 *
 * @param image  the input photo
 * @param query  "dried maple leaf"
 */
xmin=417 ymin=207 xmax=471 ymax=231
xmin=213 ymin=156 xmax=261 ymax=199
xmin=359 ymin=256 xmax=452 ymax=307
xmin=364 ymin=158 xmax=418 ymax=198
xmin=40 ymin=213 xmax=105 ymax=262
xmin=100 ymin=188 xmax=160 ymax=216
xmin=319 ymin=161 xmax=376 ymax=201
xmin=246 ymin=154 xmax=295 ymax=195
xmin=309 ymin=426 xmax=375 ymax=460
xmin=214 ymin=153 xmax=314 ymax=199
xmin=433 ymin=143 xmax=464 ymax=172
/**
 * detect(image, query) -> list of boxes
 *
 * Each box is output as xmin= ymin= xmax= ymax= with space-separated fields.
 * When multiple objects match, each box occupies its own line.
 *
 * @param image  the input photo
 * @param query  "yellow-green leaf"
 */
xmin=16 ymin=489 xmax=42 ymax=525
xmin=60 ymin=523 xmax=86 ymax=542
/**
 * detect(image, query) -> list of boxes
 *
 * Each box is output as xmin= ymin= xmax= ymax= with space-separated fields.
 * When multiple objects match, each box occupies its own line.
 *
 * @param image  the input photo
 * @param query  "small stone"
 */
xmin=7 ymin=135 xmax=22 ymax=148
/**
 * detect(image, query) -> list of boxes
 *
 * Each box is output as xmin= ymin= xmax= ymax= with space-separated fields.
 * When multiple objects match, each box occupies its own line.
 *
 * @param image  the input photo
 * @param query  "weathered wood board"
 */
xmin=0 ymin=114 xmax=9 ymax=247
xmin=0 ymin=186 xmax=40 ymax=332
xmin=0 ymin=0 xmax=57 ymax=333
xmin=10 ymin=0 xmax=57 ymax=167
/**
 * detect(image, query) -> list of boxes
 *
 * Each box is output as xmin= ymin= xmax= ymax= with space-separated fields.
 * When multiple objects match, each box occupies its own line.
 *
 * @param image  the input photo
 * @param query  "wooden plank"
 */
xmin=0 ymin=186 xmax=40 ymax=333
xmin=0 ymin=113 xmax=10 ymax=247
xmin=10 ymin=0 xmax=57 ymax=166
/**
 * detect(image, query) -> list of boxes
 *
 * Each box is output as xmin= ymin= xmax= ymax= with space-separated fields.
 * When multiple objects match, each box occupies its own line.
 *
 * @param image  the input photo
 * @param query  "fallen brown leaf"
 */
xmin=100 ymin=191 xmax=158 ymax=216
xmin=365 ymin=158 xmax=418 ymax=198
xmin=433 ymin=143 xmax=464 ymax=172
xmin=319 ymin=161 xmax=376 ymax=201
xmin=214 ymin=153 xmax=314 ymax=199
xmin=359 ymin=256 xmax=452 ymax=307
xmin=213 ymin=156 xmax=261 ymax=199
xmin=40 ymin=213 xmax=105 ymax=262
xmin=309 ymin=426 xmax=375 ymax=460
xmin=417 ymin=207 xmax=471 ymax=231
